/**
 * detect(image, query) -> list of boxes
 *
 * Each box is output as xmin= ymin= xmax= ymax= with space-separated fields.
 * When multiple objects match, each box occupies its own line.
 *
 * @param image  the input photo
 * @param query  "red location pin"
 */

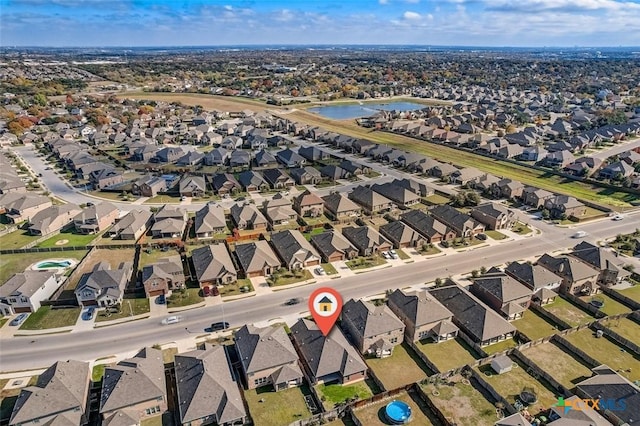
xmin=308 ymin=287 xmax=343 ymax=336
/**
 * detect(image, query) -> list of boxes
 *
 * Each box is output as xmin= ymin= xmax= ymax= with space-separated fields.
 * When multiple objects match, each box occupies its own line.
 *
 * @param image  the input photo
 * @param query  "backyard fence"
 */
xmin=529 ymin=302 xmax=572 ymax=330
xmin=600 ymin=286 xmax=640 ymax=311
xmin=592 ymin=318 xmax=640 ymax=357
xmin=405 ymin=339 xmax=444 ymax=375
xmin=511 ymin=348 xmax=573 ymax=398
xmin=562 ymin=293 xmax=606 ymax=319
xmin=551 ymin=334 xmax=601 ymax=370
xmin=466 ymin=367 xmax=517 ymax=417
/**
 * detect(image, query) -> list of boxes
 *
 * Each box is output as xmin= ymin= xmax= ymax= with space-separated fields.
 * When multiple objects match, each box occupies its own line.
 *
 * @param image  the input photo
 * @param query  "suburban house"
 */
xmin=229 ymin=150 xmax=251 ymax=167
xmin=291 ymin=318 xmax=368 ymax=385
xmin=537 ymin=254 xmax=601 ymax=295
xmin=387 ymin=289 xmax=459 ymax=343
xmin=179 ymin=175 xmax=206 ymax=198
xmin=90 ymin=168 xmax=123 ymax=190
xmin=75 ymin=261 xmax=132 ymax=307
xmin=470 ymin=203 xmax=516 ymax=230
xmin=191 ymin=244 xmax=237 ymax=286
xmin=394 ymin=178 xmax=433 ymax=197
xmin=230 ymin=203 xmax=268 ymax=231
xmin=203 ymin=147 xmax=229 ymax=166
xmin=193 ymin=203 xmax=227 ymax=239
xmin=263 ymin=194 xmax=297 ymax=226
xmin=155 ymin=146 xmax=184 ymax=163
xmin=235 ymin=325 xmax=304 ymax=391
xmin=0 ymin=270 xmax=60 ymax=315
xmin=543 ymin=195 xmax=586 ymax=219
xmin=174 ymin=345 xmax=248 ymax=426
xmin=131 ymin=175 xmax=166 ymax=197
xmin=429 ymin=285 xmax=516 ymax=347
xmin=9 ymin=360 xmax=91 ymax=426
xmin=348 ymin=186 xmax=394 ymax=214
xmin=100 ymin=347 xmax=167 ymax=424
xmin=73 ymin=202 xmax=119 ymax=235
xmin=320 ymin=164 xmax=348 ymax=181
xmin=176 ymin=150 xmax=204 ymax=167
xmin=569 ymin=241 xmax=631 ymax=286
xmin=471 ymin=272 xmax=533 ymax=320
xmin=276 ymin=148 xmax=306 ymax=167
xmin=270 ymin=229 xmax=321 ymax=270
xmin=341 ymin=299 xmax=405 ymax=358
xmin=108 ymin=209 xmax=152 ymax=240
xmin=430 ymin=205 xmax=485 ymax=237
xmin=322 ymin=192 xmax=362 ymax=220
xmin=254 ymin=149 xmax=277 ymax=168
xmin=599 ymin=161 xmax=635 ymax=180
xmin=298 ymin=146 xmax=329 ymax=162
xmin=293 ymin=190 xmax=324 ymax=217
xmin=28 ymin=203 xmax=83 ymax=236
xmin=151 ymin=205 xmax=187 ymax=238
xmin=234 ymin=240 xmax=282 ymax=277
xmin=521 ymin=187 xmax=554 ymax=209
xmin=504 ymin=261 xmax=562 ymax=305
xmin=379 ymin=220 xmax=427 ymax=249
xmin=141 ymin=255 xmax=185 ymax=297
xmin=310 ymin=230 xmax=359 ymax=262
xmin=370 ymin=182 xmax=420 ymax=208
xmin=211 ymin=173 xmax=242 ymax=196
xmin=290 ymin=166 xmax=322 ymax=185
xmin=342 ymin=226 xmax=392 ymax=256
xmin=400 ymin=210 xmax=455 ymax=243
xmin=490 ymin=179 xmax=525 ymax=200
xmin=238 ymin=170 xmax=269 ymax=192
xmin=262 ymin=168 xmax=295 ymax=189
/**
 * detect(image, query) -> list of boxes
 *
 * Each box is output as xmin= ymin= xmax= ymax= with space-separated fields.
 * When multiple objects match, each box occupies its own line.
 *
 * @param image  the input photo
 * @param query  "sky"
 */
xmin=1 ymin=0 xmax=640 ymax=47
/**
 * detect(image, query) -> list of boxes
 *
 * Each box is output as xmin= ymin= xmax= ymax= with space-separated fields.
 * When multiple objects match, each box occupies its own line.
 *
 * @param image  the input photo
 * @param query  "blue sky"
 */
xmin=1 ymin=0 xmax=639 ymax=47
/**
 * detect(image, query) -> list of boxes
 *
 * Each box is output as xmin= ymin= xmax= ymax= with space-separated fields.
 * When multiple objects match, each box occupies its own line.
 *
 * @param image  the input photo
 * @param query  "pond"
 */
xmin=307 ymin=101 xmax=424 ymax=120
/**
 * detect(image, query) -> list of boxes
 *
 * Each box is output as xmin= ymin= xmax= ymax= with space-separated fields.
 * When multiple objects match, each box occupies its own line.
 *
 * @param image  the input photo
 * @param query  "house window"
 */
xmin=9 ymin=298 xmax=16 ymax=303
xmin=390 ymin=337 xmax=398 ymax=344
xmin=254 ymin=377 xmax=268 ymax=386
xmin=418 ymin=331 xmax=429 ymax=339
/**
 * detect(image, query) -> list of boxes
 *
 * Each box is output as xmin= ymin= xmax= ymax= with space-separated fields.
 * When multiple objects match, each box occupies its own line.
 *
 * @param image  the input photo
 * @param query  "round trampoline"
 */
xmin=385 ymin=400 xmax=412 ymax=424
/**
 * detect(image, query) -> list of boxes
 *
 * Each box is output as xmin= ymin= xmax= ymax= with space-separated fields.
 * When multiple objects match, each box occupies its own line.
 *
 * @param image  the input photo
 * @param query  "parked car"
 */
xmin=211 ymin=321 xmax=230 ymax=331
xmin=285 ymin=297 xmax=303 ymax=305
xmin=155 ymin=294 xmax=166 ymax=305
xmin=10 ymin=313 xmax=28 ymax=327
xmin=211 ymin=286 xmax=220 ymax=296
xmin=387 ymin=250 xmax=398 ymax=259
xmin=161 ymin=315 xmax=183 ymax=325
xmin=314 ymin=266 xmax=326 ymax=275
xmin=202 ymin=286 xmax=211 ymax=297
xmin=572 ymin=231 xmax=587 ymax=238
xmin=82 ymin=307 xmax=95 ymax=321
xmin=476 ymin=233 xmax=487 ymax=240
xmin=382 ymin=251 xmax=391 ymax=259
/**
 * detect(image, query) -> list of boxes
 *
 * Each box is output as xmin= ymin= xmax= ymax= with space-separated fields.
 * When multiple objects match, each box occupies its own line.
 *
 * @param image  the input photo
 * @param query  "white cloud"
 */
xmin=379 ymin=0 xmax=389 ymax=4
xmin=403 ymin=11 xmax=422 ymax=19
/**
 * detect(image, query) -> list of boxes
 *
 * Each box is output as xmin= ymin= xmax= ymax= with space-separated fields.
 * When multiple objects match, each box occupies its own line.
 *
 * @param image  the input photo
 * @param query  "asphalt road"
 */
xmin=1 ymin=211 xmax=637 ymax=371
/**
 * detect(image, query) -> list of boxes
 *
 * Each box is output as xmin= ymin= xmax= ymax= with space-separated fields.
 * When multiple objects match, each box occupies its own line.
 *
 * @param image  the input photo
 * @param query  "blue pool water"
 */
xmin=35 ymin=260 xmax=72 ymax=269
xmin=385 ymin=400 xmax=412 ymax=424
xmin=308 ymin=101 xmax=424 ymax=120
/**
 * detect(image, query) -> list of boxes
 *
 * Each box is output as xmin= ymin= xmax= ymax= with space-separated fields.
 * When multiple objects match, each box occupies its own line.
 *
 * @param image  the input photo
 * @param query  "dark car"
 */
xmin=211 ymin=321 xmax=230 ymax=331
xmin=155 ymin=294 xmax=166 ymax=305
xmin=211 ymin=286 xmax=220 ymax=296
xmin=202 ymin=286 xmax=211 ymax=297
xmin=10 ymin=313 xmax=28 ymax=326
xmin=285 ymin=297 xmax=303 ymax=306
xmin=476 ymin=233 xmax=487 ymax=240
xmin=82 ymin=307 xmax=95 ymax=321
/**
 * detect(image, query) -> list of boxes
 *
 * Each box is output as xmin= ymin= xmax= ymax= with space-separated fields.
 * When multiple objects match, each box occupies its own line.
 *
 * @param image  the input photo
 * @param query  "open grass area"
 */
xmin=415 ymin=338 xmax=481 ymax=372
xmin=418 ymin=244 xmax=441 ymax=256
xmin=563 ymin=328 xmax=640 ymax=382
xmin=0 ymin=229 xmax=40 ymax=249
xmin=122 ymin=92 xmax=275 ymax=113
xmin=512 ymin=222 xmax=533 ymax=235
xmin=0 ymin=318 xmax=7 ymax=328
xmin=95 ymin=297 xmax=150 ymax=322
xmin=616 ymin=285 xmax=640 ymax=303
xmin=317 ymin=381 xmax=373 ymax=410
xmin=139 ymin=413 xmax=174 ymax=426
xmin=302 ymin=214 xmax=332 ymax=226
xmin=0 ymin=250 xmax=88 ymax=285
xmin=476 ymin=358 xmax=558 ymax=414
xmin=522 ymin=342 xmax=593 ymax=389
xmin=483 ymin=338 xmax=518 ymax=355
xmin=366 ymin=343 xmax=433 ymax=390
xmin=421 ymin=377 xmax=498 ymax=426
xmin=167 ymin=287 xmax=204 ymax=307
xmin=286 ymin=110 xmax=635 ymax=209
xmin=302 ymin=227 xmax=326 ymax=241
xmin=580 ymin=293 xmax=631 ymax=316
xmin=601 ymin=317 xmax=640 ymax=344
xmin=485 ymin=230 xmax=508 ymax=240
xmin=19 ymin=306 xmax=81 ymax=330
xmin=37 ymin=230 xmax=101 ymax=248
xmin=346 ymin=256 xmax=387 ymax=270
xmin=143 ymin=194 xmax=182 ymax=204
xmin=320 ymin=262 xmax=339 ymax=275
xmin=267 ymin=269 xmax=313 ymax=286
xmin=244 ymin=385 xmax=312 ymax=426
xmin=395 ymin=249 xmax=411 ymax=260
xmin=162 ymin=347 xmax=179 ymax=364
xmin=92 ymin=364 xmax=106 ymax=382
xmin=138 ymin=247 xmax=183 ymax=268
xmin=512 ymin=310 xmax=561 ymax=341
xmin=543 ymin=297 xmax=595 ymax=327
xmin=219 ymin=279 xmax=254 ymax=297
xmin=353 ymin=391 xmax=435 ymax=426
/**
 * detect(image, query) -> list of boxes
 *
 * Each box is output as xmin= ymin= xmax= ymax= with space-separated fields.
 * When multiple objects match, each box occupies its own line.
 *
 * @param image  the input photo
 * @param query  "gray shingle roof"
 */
xmin=388 ymin=289 xmax=454 ymax=328
xmin=342 ymin=226 xmax=391 ymax=252
xmin=194 ymin=204 xmax=226 ymax=234
xmin=234 ymin=240 xmax=281 ymax=274
xmin=504 ymin=261 xmax=563 ymax=291
xmin=0 ymin=270 xmax=56 ymax=299
xmin=400 ymin=210 xmax=448 ymax=238
xmin=191 ymin=244 xmax=236 ymax=283
xmin=270 ymin=229 xmax=320 ymax=266
xmin=235 ymin=325 xmax=300 ymax=374
xmin=310 ymin=231 xmax=357 ymax=260
xmin=342 ymin=299 xmax=404 ymax=339
xmin=322 ymin=192 xmax=361 ymax=216
xmin=473 ymin=273 xmax=533 ymax=303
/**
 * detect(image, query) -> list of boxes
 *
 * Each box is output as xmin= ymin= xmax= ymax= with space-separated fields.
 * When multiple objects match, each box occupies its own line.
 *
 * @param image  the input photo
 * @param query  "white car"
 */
xmin=161 ymin=315 xmax=183 ymax=325
xmin=612 ymin=215 xmax=624 ymax=221
xmin=315 ymin=266 xmax=326 ymax=275
xmin=388 ymin=250 xmax=399 ymax=259
xmin=572 ymin=231 xmax=587 ymax=238
xmin=382 ymin=251 xmax=391 ymax=259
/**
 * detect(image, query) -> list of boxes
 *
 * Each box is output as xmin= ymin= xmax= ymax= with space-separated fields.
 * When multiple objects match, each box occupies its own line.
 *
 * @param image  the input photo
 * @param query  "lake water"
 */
xmin=307 ymin=101 xmax=424 ymax=120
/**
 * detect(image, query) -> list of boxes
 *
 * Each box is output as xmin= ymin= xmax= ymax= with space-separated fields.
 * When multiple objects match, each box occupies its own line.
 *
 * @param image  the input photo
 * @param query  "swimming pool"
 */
xmin=385 ymin=400 xmax=412 ymax=424
xmin=33 ymin=259 xmax=75 ymax=270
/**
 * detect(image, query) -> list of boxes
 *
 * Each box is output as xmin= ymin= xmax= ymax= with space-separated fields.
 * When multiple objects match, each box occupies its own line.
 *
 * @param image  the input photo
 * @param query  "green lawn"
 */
xmin=167 ymin=287 xmax=204 ymax=307
xmin=0 ymin=250 xmax=88 ymax=284
xmin=0 ymin=318 xmax=7 ymax=328
xmin=543 ymin=297 xmax=596 ymax=327
xmin=95 ymin=297 xmax=150 ymax=322
xmin=0 ymin=229 xmax=40 ymax=249
xmin=395 ymin=249 xmax=411 ymax=260
xmin=19 ymin=306 xmax=81 ymax=330
xmin=139 ymin=413 xmax=174 ymax=426
xmin=220 ymin=279 xmax=254 ymax=297
xmin=523 ymin=342 xmax=593 ymax=389
xmin=92 ymin=364 xmax=106 ymax=382
xmin=483 ymin=338 xmax=518 ymax=355
xmin=601 ymin=317 xmax=640 ymax=344
xmin=423 ymin=194 xmax=450 ymax=205
xmin=414 ymin=338 xmax=481 ymax=372
xmin=366 ymin=343 xmax=433 ymax=390
xmin=317 ymin=381 xmax=373 ymax=409
xmin=421 ymin=378 xmax=497 ymax=426
xmin=346 ymin=256 xmax=387 ymax=270
xmin=302 ymin=227 xmax=326 ymax=241
xmin=267 ymin=269 xmax=313 ymax=286
xmin=419 ymin=244 xmax=442 ymax=256
xmin=37 ymin=230 xmax=101 ymax=248
xmin=320 ymin=262 xmax=338 ymax=275
xmin=144 ymin=194 xmax=181 ymax=204
xmin=244 ymin=385 xmax=312 ymax=426
xmin=512 ymin=222 xmax=533 ymax=235
xmin=580 ymin=294 xmax=631 ymax=316
xmin=512 ymin=310 xmax=561 ymax=341
xmin=353 ymin=391 xmax=435 ymax=425
xmin=485 ymin=230 xmax=508 ymax=240
xmin=302 ymin=214 xmax=332 ymax=226
xmin=564 ymin=328 xmax=640 ymax=382
xmin=617 ymin=285 xmax=640 ymax=303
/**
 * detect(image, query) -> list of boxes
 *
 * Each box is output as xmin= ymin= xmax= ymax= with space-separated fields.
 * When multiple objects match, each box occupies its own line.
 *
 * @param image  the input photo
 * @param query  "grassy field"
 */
xmin=346 ymin=256 xmax=387 ymax=270
xmin=0 ymin=229 xmax=40 ymax=249
xmin=286 ymin=109 xmax=635 ymax=209
xmin=580 ymin=293 xmax=631 ymax=316
xmin=92 ymin=364 xmax=106 ymax=382
xmin=543 ymin=297 xmax=595 ymax=327
xmin=512 ymin=222 xmax=533 ymax=235
xmin=138 ymin=248 xmax=182 ymax=268
xmin=121 ymin=92 xmax=276 ymax=113
xmin=37 ymin=230 xmax=101 ymax=248
xmin=414 ymin=338 xmax=481 ymax=372
xmin=0 ymin=250 xmax=88 ymax=285
xmin=485 ymin=230 xmax=508 ymax=240
xmin=139 ymin=413 xmax=174 ymax=426
xmin=19 ymin=306 xmax=81 ymax=330
xmin=600 ymin=317 xmax=640 ymax=343
xmin=317 ymin=381 xmax=373 ymax=410
xmin=512 ymin=310 xmax=561 ymax=341
xmin=320 ymin=262 xmax=339 ymax=275
xmin=476 ymin=358 xmax=558 ymax=414
xmin=95 ymin=297 xmax=150 ymax=322
xmin=563 ymin=328 xmax=640 ymax=382
xmin=421 ymin=377 xmax=498 ymax=426
xmin=244 ymin=385 xmax=312 ymax=426
xmin=396 ymin=249 xmax=411 ymax=260
xmin=423 ymin=194 xmax=451 ymax=205
xmin=483 ymin=339 xmax=518 ymax=355
xmin=523 ymin=342 xmax=593 ymax=389
xmin=617 ymin=285 xmax=640 ymax=303
xmin=366 ymin=343 xmax=433 ymax=390
xmin=352 ymin=391 xmax=435 ymax=426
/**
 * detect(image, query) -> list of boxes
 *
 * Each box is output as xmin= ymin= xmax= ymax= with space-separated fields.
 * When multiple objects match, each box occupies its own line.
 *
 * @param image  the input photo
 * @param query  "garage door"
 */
xmin=13 ymin=307 xmax=32 ymax=313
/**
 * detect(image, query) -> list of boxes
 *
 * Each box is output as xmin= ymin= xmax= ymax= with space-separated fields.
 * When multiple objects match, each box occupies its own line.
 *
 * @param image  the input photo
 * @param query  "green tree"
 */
xmin=33 ymin=93 xmax=47 ymax=106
